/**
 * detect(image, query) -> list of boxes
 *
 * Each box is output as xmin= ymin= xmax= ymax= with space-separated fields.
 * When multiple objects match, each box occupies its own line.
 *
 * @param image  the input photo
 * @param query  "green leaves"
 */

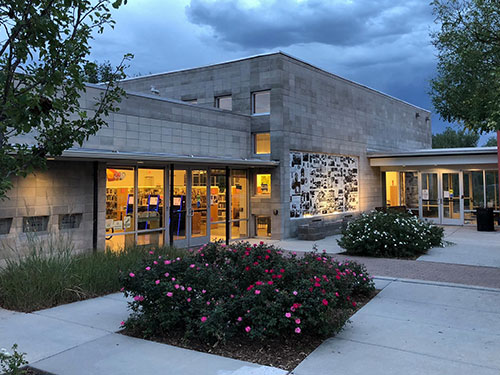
xmin=0 ymin=0 xmax=131 ymax=199
xmin=430 ymin=0 xmax=500 ymax=133
xmin=432 ymin=126 xmax=480 ymax=148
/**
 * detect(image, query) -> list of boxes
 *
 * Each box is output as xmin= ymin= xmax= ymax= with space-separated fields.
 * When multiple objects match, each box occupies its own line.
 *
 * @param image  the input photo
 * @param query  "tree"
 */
xmin=430 ymin=0 xmax=500 ymax=133
xmin=0 ymin=0 xmax=132 ymax=199
xmin=83 ymin=61 xmax=116 ymax=84
xmin=432 ymin=126 xmax=480 ymax=148
xmin=483 ymin=135 xmax=498 ymax=147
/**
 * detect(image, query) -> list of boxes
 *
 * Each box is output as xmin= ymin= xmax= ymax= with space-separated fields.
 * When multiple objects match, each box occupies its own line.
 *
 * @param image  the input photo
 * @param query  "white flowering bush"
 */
xmin=0 ymin=344 xmax=28 ymax=375
xmin=337 ymin=211 xmax=444 ymax=258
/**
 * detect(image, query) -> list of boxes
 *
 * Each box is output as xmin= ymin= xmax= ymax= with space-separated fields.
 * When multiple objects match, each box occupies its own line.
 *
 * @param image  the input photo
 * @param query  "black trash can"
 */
xmin=476 ymin=207 xmax=495 ymax=231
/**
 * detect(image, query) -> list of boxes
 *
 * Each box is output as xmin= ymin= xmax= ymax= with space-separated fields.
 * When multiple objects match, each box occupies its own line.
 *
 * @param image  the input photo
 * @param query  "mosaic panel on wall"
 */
xmin=290 ymin=151 xmax=359 ymax=218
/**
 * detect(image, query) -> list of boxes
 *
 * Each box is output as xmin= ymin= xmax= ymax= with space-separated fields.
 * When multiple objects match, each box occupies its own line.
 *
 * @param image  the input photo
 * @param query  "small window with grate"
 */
xmin=0 ymin=218 xmax=12 ymax=235
xmin=59 ymin=213 xmax=82 ymax=230
xmin=23 ymin=216 xmax=49 ymax=233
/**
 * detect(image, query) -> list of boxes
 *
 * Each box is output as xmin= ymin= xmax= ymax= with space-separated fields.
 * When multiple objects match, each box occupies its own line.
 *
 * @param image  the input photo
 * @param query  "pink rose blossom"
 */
xmin=237 ymin=317 xmax=242 ymax=322
xmin=175 ymin=284 xmax=180 ymax=289
xmin=120 ymin=321 xmax=125 ymax=326
xmin=335 ymin=292 xmax=340 ymax=297
xmin=295 ymin=318 xmax=301 ymax=324
xmin=190 ymin=264 xmax=195 ymax=268
xmin=171 ymin=277 xmax=176 ymax=281
xmin=201 ymin=316 xmax=207 ymax=322
xmin=322 ymin=299 xmax=328 ymax=306
xmin=255 ymin=290 xmax=261 ymax=295
xmin=245 ymin=326 xmax=251 ymax=333
xmin=145 ymin=266 xmax=151 ymax=271
xmin=155 ymin=280 xmax=160 ymax=285
xmin=187 ymin=298 xmax=191 ymax=302
xmin=164 ymin=272 xmax=169 ymax=277
xmin=202 ymin=289 xmax=206 ymax=294
xmin=187 ymin=287 xmax=192 ymax=292
xmin=285 ymin=312 xmax=291 ymax=318
xmin=293 ymin=290 xmax=298 ymax=295
xmin=164 ymin=260 xmax=171 ymax=265
xmin=153 ymin=261 xmax=158 ymax=265
xmin=133 ymin=295 xmax=144 ymax=301
xmin=295 ymin=327 xmax=301 ymax=334
xmin=129 ymin=273 xmax=135 ymax=278
xmin=166 ymin=292 xmax=173 ymax=297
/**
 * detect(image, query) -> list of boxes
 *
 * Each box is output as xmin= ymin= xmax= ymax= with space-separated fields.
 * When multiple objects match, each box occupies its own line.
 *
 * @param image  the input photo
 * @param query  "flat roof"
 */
xmin=57 ymin=148 xmax=279 ymax=167
xmin=368 ymin=147 xmax=498 ymax=158
xmin=119 ymin=51 xmax=429 ymax=113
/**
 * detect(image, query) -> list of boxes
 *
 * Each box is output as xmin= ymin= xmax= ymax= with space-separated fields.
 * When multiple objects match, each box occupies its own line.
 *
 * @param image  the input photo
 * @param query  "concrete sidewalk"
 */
xmin=0 ymin=294 xmax=285 ymax=375
xmin=293 ymin=279 xmax=500 ymax=375
xmin=418 ymin=226 xmax=500 ymax=267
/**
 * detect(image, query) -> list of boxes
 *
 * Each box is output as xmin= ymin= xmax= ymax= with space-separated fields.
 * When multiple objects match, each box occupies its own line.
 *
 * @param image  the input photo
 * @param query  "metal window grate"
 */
xmin=23 ymin=216 xmax=49 ymax=233
xmin=0 ymin=218 xmax=12 ymax=235
xmin=59 ymin=213 xmax=82 ymax=230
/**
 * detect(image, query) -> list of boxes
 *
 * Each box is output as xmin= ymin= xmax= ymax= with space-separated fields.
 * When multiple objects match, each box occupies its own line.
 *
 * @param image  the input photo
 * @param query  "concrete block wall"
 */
xmin=0 ymin=161 xmax=95 ymax=263
xmin=278 ymin=54 xmax=432 ymax=237
xmin=82 ymin=87 xmax=252 ymax=159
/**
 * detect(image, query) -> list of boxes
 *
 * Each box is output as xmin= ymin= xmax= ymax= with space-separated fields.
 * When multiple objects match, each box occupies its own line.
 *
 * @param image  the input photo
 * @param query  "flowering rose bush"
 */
xmin=120 ymin=242 xmax=375 ymax=342
xmin=337 ymin=211 xmax=444 ymax=258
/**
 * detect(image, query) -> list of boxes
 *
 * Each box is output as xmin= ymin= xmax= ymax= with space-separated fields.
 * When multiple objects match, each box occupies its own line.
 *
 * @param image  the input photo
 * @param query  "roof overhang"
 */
xmin=55 ymin=148 xmax=279 ymax=167
xmin=368 ymin=147 xmax=498 ymax=167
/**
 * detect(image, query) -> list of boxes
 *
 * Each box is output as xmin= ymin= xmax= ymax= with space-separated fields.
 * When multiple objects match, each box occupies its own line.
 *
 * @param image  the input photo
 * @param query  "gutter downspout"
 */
xmin=92 ymin=161 xmax=98 ymax=251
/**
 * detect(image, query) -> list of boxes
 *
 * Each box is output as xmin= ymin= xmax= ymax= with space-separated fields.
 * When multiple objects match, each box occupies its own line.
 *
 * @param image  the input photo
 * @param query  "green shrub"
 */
xmin=0 ymin=344 xmax=28 ymax=375
xmin=337 ymin=211 xmax=444 ymax=258
xmin=120 ymin=241 xmax=375 ymax=343
xmin=0 ymin=234 xmax=184 ymax=312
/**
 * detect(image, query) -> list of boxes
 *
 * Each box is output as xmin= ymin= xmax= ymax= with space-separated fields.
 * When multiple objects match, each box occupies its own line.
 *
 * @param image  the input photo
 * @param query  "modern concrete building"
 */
xmin=0 ymin=52 xmax=497 ymax=257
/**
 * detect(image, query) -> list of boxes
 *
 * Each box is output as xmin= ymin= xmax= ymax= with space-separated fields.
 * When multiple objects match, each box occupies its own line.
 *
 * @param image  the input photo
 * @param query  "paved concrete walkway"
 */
xmin=0 ymin=294 xmax=285 ymax=375
xmin=418 ymin=226 xmax=500 ymax=268
xmin=293 ymin=279 xmax=500 ymax=375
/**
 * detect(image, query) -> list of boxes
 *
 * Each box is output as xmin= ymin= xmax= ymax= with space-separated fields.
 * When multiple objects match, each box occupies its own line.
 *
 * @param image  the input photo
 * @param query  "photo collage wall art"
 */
xmin=290 ymin=151 xmax=359 ymax=218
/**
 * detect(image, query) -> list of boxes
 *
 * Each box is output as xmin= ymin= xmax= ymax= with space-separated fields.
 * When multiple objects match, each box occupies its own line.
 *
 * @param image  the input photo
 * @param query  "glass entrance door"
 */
xmin=172 ymin=168 xmax=210 ymax=248
xmin=420 ymin=172 xmax=463 ymax=225
xmin=441 ymin=172 xmax=462 ymax=225
xmin=421 ymin=173 xmax=440 ymax=223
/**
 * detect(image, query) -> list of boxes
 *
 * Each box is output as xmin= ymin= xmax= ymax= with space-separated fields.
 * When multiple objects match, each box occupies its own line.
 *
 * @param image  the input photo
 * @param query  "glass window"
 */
xmin=256 ymin=174 xmax=271 ymax=196
xmin=231 ymin=220 xmax=248 ymax=239
xmin=252 ymin=90 xmax=270 ymax=114
xmin=138 ymin=169 xmax=164 ymax=231
xmin=464 ymin=171 xmax=485 ymax=224
xmin=105 ymin=233 xmax=135 ymax=252
xmin=215 ymin=95 xmax=232 ymax=110
xmin=231 ymin=170 xmax=248 ymax=220
xmin=106 ymin=168 xmax=135 ymax=234
xmin=172 ymin=169 xmax=187 ymax=240
xmin=210 ymin=169 xmax=226 ymax=223
xmin=385 ymin=172 xmax=400 ymax=206
xmin=486 ymin=171 xmax=499 ymax=210
xmin=400 ymin=171 xmax=419 ymax=215
xmin=59 ymin=214 xmax=82 ymax=230
xmin=137 ymin=231 xmax=164 ymax=247
xmin=191 ymin=170 xmax=208 ymax=238
xmin=254 ymin=133 xmax=271 ymax=154
xmin=256 ymin=216 xmax=271 ymax=238
xmin=23 ymin=216 xmax=49 ymax=233
xmin=0 ymin=218 xmax=12 ymax=235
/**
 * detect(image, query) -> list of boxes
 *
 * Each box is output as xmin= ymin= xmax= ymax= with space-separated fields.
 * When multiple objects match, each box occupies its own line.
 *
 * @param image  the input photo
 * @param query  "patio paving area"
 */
xmin=418 ymin=226 xmax=500 ymax=268
xmin=293 ymin=279 xmax=500 ymax=375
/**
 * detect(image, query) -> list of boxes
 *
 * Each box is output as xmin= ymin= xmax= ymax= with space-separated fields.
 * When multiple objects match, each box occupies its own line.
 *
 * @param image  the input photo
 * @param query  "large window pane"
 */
xmin=138 ymin=169 xmax=164 ymax=230
xmin=106 ymin=168 xmax=135 ymax=234
xmin=385 ymin=171 xmax=400 ymax=206
xmin=210 ymin=169 xmax=226 ymax=223
xmin=191 ymin=170 xmax=207 ymax=238
xmin=464 ymin=171 xmax=485 ymax=224
xmin=231 ymin=220 xmax=248 ymax=239
xmin=105 ymin=233 xmax=135 ymax=252
xmin=400 ymin=171 xmax=419 ymax=215
xmin=137 ymin=231 xmax=164 ymax=247
xmin=252 ymin=90 xmax=270 ymax=114
xmin=231 ymin=170 xmax=248 ymax=220
xmin=255 ymin=133 xmax=271 ymax=154
xmin=256 ymin=174 xmax=271 ymax=196
xmin=486 ymin=171 xmax=499 ymax=210
xmin=172 ymin=169 xmax=187 ymax=240
xmin=422 ymin=173 xmax=439 ymax=218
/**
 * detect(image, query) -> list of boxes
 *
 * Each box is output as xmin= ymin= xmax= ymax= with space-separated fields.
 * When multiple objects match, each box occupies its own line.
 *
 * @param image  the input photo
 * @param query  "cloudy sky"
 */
xmin=89 ymin=0 xmax=491 ymax=142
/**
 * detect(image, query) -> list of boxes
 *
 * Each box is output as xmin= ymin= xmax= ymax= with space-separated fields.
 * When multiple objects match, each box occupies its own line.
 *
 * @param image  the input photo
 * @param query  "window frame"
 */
xmin=253 ymin=132 xmax=271 ymax=155
xmin=251 ymin=90 xmax=271 ymax=115
xmin=215 ymin=95 xmax=232 ymax=111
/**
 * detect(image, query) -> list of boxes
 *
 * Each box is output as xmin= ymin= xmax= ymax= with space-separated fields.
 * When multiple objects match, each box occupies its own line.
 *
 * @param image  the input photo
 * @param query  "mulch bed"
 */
xmin=122 ymin=290 xmax=378 ymax=371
